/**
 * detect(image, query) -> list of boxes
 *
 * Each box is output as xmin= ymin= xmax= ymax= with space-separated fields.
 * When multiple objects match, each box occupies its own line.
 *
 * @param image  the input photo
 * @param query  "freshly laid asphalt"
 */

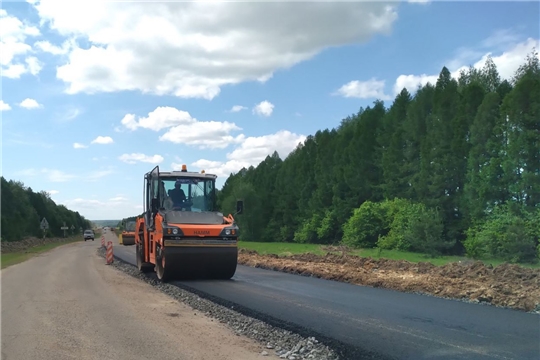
xmin=108 ymin=231 xmax=540 ymax=360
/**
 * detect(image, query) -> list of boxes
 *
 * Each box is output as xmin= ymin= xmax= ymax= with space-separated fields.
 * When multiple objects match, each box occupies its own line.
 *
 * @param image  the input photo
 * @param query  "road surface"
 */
xmin=1 ymin=239 xmax=276 ymax=360
xmin=110 ymin=231 xmax=540 ymax=360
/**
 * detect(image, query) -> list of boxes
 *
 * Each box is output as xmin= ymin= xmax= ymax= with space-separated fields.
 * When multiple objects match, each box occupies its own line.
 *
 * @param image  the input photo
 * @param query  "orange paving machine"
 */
xmin=133 ymin=165 xmax=243 ymax=282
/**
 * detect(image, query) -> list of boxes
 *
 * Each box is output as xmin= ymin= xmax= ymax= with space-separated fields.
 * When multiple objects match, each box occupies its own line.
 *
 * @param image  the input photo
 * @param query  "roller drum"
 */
xmin=122 ymin=234 xmax=136 ymax=246
xmin=159 ymin=246 xmax=238 ymax=281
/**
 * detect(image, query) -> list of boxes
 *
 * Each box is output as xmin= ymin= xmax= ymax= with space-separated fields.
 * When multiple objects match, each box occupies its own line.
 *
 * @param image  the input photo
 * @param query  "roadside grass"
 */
xmin=238 ymin=241 xmax=540 ymax=268
xmin=1 ymin=237 xmax=82 ymax=269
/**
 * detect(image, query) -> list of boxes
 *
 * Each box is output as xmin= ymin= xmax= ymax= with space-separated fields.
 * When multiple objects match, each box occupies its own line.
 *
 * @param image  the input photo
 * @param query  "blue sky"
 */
xmin=2 ymin=0 xmax=539 ymax=220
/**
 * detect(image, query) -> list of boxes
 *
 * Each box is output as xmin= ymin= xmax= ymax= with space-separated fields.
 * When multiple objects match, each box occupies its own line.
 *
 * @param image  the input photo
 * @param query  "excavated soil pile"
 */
xmin=238 ymin=249 xmax=540 ymax=312
xmin=1 ymin=236 xmax=81 ymax=253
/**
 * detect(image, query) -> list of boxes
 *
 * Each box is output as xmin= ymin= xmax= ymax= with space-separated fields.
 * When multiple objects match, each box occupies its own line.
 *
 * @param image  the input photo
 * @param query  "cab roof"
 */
xmin=159 ymin=171 xmax=217 ymax=180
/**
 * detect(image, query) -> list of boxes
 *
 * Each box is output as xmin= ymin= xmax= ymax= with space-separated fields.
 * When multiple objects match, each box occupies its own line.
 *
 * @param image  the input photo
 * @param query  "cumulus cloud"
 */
xmin=91 ymin=136 xmax=114 ymax=145
xmin=19 ymin=98 xmax=42 ymax=109
xmin=334 ymin=78 xmax=391 ymax=100
xmin=30 ymin=1 xmax=398 ymax=99
xmin=191 ymin=130 xmax=306 ymax=178
xmin=252 ymin=100 xmax=275 ymax=117
xmin=119 ymin=153 xmax=164 ymax=164
xmin=160 ymin=122 xmax=244 ymax=149
xmin=121 ymin=107 xmax=193 ymax=132
xmin=0 ymin=9 xmax=42 ymax=78
xmin=120 ymin=106 xmax=244 ymax=149
xmin=0 ymin=100 xmax=11 ymax=111
xmin=334 ymin=32 xmax=539 ymax=101
xmin=34 ymin=39 xmax=73 ymax=55
xmin=393 ymin=36 xmax=540 ymax=96
xmin=47 ymin=190 xmax=59 ymax=195
xmin=229 ymin=105 xmax=247 ymax=113
xmin=73 ymin=142 xmax=87 ymax=149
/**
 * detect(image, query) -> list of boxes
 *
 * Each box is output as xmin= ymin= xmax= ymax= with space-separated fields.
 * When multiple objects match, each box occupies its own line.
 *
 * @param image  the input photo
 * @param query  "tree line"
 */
xmin=1 ymin=177 xmax=93 ymax=241
xmin=218 ymin=50 xmax=540 ymax=264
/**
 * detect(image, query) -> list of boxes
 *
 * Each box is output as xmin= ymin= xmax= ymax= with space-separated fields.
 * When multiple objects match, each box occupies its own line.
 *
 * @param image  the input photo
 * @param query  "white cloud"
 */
xmin=481 ymin=28 xmax=522 ymax=51
xmin=159 ymin=122 xmax=244 ymax=149
xmin=31 ymin=1 xmax=398 ymax=99
xmin=121 ymin=107 xmax=193 ymax=132
xmin=25 ymin=56 xmax=43 ymax=75
xmin=119 ymin=153 xmax=164 ymax=165
xmin=0 ymin=9 xmax=42 ymax=78
xmin=393 ymin=73 xmax=438 ymax=96
xmin=91 ymin=136 xmax=114 ymax=144
xmin=229 ymin=105 xmax=247 ymax=113
xmin=17 ymin=168 xmax=76 ymax=182
xmin=252 ymin=100 xmax=275 ymax=117
xmin=34 ymin=39 xmax=73 ymax=55
xmin=120 ymin=106 xmax=244 ymax=149
xmin=63 ymin=107 xmax=81 ymax=121
xmin=191 ymin=130 xmax=306 ymax=178
xmin=60 ymin=196 xmax=138 ymax=219
xmin=73 ymin=142 xmax=87 ymax=149
xmin=393 ymin=36 xmax=540 ymax=96
xmin=47 ymin=190 xmax=59 ymax=195
xmin=0 ymin=100 xmax=11 ymax=111
xmin=15 ymin=167 xmax=113 ymax=182
xmin=334 ymin=78 xmax=391 ymax=100
xmin=46 ymin=169 xmax=75 ymax=182
xmin=19 ymin=98 xmax=42 ymax=109
xmin=86 ymin=169 xmax=115 ymax=181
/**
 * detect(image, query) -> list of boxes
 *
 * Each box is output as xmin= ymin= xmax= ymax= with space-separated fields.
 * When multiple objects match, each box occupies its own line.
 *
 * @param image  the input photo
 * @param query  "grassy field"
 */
xmin=238 ymin=241 xmax=540 ymax=268
xmin=1 ymin=238 xmax=82 ymax=270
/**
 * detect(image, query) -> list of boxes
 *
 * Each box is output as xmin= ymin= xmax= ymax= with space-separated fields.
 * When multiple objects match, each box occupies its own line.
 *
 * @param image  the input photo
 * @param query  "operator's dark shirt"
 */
xmin=168 ymin=188 xmax=186 ymax=206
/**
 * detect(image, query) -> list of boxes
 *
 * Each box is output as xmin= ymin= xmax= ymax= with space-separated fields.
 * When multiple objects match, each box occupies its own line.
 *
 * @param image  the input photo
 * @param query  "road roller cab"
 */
xmin=134 ymin=165 xmax=243 ymax=282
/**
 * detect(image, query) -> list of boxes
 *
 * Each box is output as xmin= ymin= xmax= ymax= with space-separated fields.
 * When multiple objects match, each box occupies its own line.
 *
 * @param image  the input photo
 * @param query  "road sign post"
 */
xmin=60 ymin=222 xmax=68 ymax=238
xmin=70 ymin=225 xmax=75 ymax=235
xmin=40 ymin=217 xmax=49 ymax=239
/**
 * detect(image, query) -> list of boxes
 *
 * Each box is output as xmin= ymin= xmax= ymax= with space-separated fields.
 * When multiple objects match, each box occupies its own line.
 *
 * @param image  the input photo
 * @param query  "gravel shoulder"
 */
xmin=238 ymin=249 xmax=540 ymax=313
xmin=102 ymin=231 xmax=341 ymax=360
xmin=0 ymin=240 xmax=280 ymax=360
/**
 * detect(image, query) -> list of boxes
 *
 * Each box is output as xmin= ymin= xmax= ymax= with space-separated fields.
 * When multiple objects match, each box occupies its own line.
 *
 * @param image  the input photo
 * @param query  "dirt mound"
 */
xmin=238 ymin=249 xmax=540 ymax=312
xmin=1 ymin=236 xmax=81 ymax=254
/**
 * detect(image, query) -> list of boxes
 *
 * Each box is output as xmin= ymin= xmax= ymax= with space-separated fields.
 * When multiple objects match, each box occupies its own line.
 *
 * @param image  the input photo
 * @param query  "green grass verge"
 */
xmin=1 ymin=237 xmax=82 ymax=270
xmin=238 ymin=241 xmax=540 ymax=268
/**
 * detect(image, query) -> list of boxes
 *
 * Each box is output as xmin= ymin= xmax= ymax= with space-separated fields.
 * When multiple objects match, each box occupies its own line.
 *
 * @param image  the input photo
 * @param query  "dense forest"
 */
xmin=1 ymin=177 xmax=93 ymax=242
xmin=217 ymin=51 xmax=540 ymax=264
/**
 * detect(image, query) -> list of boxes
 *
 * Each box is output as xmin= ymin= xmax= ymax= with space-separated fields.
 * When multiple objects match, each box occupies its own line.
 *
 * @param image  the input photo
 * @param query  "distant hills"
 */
xmin=91 ymin=220 xmax=121 ymax=228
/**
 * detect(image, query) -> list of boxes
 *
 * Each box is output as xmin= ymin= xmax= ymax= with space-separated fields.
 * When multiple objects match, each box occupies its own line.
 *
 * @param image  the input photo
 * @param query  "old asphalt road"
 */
xmin=110 ymin=230 xmax=540 ymax=360
xmin=0 ymin=237 xmax=278 ymax=360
